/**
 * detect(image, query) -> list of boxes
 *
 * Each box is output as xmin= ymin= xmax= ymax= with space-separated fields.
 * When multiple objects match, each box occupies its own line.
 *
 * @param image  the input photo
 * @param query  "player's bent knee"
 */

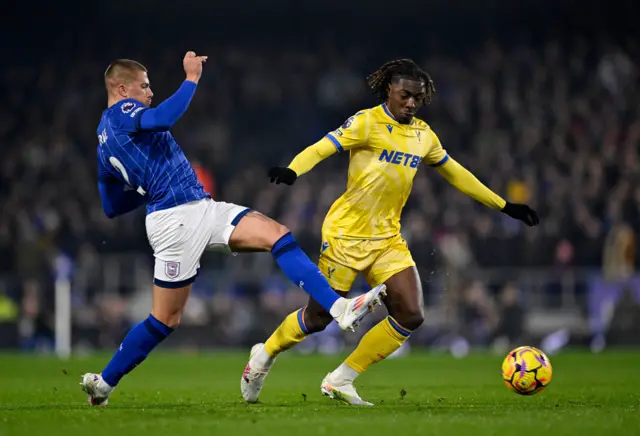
xmin=270 ymin=223 xmax=290 ymax=245
xmin=257 ymin=221 xmax=289 ymax=251
xmin=394 ymin=309 xmax=425 ymax=332
xmin=229 ymin=212 xmax=291 ymax=251
xmin=257 ymin=221 xmax=290 ymax=252
xmin=276 ymin=223 xmax=290 ymax=238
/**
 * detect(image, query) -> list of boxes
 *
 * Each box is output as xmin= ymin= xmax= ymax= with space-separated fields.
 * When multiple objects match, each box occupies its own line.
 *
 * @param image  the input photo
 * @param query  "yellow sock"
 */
xmin=344 ymin=316 xmax=411 ymax=373
xmin=264 ymin=307 xmax=310 ymax=357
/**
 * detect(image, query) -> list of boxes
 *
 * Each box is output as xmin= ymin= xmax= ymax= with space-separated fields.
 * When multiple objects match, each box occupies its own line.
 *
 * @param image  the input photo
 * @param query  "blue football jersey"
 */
xmin=96 ymin=98 xmax=209 ymax=214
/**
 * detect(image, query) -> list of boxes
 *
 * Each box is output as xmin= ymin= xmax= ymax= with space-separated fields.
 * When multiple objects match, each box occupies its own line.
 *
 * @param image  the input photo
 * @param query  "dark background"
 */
xmin=0 ymin=0 xmax=639 ymax=354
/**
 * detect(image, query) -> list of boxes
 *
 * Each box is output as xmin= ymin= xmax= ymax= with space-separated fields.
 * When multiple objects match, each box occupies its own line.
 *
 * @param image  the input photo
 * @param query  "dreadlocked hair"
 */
xmin=365 ymin=58 xmax=435 ymax=104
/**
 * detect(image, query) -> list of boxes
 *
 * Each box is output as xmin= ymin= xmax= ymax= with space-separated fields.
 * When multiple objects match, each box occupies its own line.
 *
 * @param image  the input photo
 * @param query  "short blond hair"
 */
xmin=104 ymin=59 xmax=147 ymax=88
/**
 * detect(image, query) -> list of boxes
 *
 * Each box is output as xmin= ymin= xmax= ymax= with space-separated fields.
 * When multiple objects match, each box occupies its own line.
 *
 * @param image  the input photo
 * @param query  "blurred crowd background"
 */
xmin=1 ymin=0 xmax=639 ymax=356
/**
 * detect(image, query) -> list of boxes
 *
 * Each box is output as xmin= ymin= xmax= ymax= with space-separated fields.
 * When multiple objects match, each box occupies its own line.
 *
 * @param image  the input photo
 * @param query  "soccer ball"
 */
xmin=501 ymin=346 xmax=552 ymax=395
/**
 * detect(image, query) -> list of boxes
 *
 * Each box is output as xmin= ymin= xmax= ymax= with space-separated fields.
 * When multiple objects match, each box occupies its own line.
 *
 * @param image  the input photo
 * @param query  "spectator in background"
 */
xmin=589 ymin=222 xmax=639 ymax=351
xmin=544 ymin=238 xmax=576 ymax=307
xmin=459 ymin=281 xmax=498 ymax=347
xmin=492 ymin=283 xmax=525 ymax=351
xmin=192 ymin=161 xmax=216 ymax=199
xmin=0 ymin=286 xmax=19 ymax=348
xmin=18 ymin=280 xmax=54 ymax=352
xmin=603 ymin=221 xmax=636 ymax=282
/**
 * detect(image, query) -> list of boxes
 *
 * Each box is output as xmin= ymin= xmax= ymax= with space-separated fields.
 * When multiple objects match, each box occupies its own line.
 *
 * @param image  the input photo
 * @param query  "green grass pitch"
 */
xmin=1 ymin=350 xmax=639 ymax=435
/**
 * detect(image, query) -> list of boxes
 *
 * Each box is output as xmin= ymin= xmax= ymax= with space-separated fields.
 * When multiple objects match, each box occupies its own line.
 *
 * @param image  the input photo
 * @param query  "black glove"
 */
xmin=268 ymin=167 xmax=298 ymax=185
xmin=502 ymin=202 xmax=539 ymax=226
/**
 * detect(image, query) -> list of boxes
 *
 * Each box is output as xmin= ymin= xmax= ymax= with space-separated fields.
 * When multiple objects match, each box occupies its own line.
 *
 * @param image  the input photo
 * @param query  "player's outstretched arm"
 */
xmin=269 ymin=111 xmax=369 ymax=185
xmin=138 ymin=51 xmax=207 ymax=131
xmin=98 ymin=178 xmax=146 ymax=218
xmin=435 ymin=158 xmax=539 ymax=226
xmin=269 ymin=138 xmax=338 ymax=185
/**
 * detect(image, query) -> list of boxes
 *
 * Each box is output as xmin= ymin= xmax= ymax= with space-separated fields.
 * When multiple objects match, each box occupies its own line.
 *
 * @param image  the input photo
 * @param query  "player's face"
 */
xmin=387 ymin=79 xmax=426 ymax=124
xmin=122 ymin=71 xmax=154 ymax=107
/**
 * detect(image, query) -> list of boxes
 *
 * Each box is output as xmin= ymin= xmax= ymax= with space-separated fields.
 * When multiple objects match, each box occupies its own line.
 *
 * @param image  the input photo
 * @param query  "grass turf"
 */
xmin=0 ymin=350 xmax=638 ymax=435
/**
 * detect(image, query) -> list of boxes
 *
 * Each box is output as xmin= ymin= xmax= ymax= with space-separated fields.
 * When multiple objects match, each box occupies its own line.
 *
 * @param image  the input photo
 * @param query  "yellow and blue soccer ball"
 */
xmin=501 ymin=346 xmax=552 ymax=395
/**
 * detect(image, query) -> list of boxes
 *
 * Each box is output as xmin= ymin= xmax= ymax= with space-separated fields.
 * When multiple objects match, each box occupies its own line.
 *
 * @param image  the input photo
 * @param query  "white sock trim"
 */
xmin=333 ymin=362 xmax=360 ymax=383
xmin=254 ymin=346 xmax=275 ymax=368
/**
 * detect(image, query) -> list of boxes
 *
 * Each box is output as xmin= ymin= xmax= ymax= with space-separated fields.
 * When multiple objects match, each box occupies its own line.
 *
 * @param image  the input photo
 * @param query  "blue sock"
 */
xmin=271 ymin=232 xmax=340 ymax=312
xmin=101 ymin=314 xmax=173 ymax=387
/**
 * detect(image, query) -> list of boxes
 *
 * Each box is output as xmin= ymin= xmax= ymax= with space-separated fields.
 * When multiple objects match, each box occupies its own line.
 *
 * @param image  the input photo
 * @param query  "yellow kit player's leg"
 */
xmin=347 ymin=235 xmax=417 ymax=370
xmin=264 ymin=249 xmax=358 ymax=357
xmin=264 ymin=307 xmax=310 ymax=357
xmin=321 ymin=313 xmax=412 ymax=406
xmin=344 ymin=315 xmax=412 ymax=372
xmin=322 ymin=236 xmax=421 ymax=406
xmin=242 ymin=236 xmax=370 ymax=403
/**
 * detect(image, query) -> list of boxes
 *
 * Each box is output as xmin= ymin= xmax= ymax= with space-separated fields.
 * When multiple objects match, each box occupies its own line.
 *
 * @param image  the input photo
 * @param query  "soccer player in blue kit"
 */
xmin=81 ymin=51 xmax=386 ymax=406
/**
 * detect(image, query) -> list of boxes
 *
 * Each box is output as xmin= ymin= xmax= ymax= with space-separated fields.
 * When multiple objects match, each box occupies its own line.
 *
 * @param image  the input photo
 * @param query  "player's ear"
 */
xmin=117 ymin=83 xmax=128 ymax=98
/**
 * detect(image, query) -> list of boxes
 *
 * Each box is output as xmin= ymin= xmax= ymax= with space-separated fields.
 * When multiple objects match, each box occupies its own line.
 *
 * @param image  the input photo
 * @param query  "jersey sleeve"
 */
xmin=288 ymin=137 xmax=338 ymax=176
xmin=324 ymin=110 xmax=370 ymax=152
xmin=109 ymin=99 xmax=149 ymax=134
xmin=424 ymin=129 xmax=450 ymax=167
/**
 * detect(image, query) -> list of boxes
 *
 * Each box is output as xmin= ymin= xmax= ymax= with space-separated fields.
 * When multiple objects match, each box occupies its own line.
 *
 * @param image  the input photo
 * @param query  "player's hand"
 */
xmin=501 ymin=202 xmax=539 ymax=226
xmin=183 ymin=51 xmax=208 ymax=83
xmin=268 ymin=167 xmax=297 ymax=185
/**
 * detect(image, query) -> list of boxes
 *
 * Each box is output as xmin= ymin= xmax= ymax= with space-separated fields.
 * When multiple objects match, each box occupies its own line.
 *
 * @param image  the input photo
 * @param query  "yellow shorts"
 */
xmin=317 ymin=233 xmax=416 ymax=292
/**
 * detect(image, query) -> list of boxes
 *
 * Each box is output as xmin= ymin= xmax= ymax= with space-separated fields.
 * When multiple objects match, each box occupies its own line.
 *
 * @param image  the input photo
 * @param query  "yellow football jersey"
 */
xmin=320 ymin=104 xmax=448 ymax=240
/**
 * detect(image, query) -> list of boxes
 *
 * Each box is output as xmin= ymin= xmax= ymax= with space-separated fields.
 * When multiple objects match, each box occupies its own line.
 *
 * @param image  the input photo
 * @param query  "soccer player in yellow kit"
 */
xmin=241 ymin=59 xmax=539 ymax=405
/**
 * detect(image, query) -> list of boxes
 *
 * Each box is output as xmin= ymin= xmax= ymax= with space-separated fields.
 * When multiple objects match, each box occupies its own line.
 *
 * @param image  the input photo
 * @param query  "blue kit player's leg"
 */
xmin=80 ymin=198 xmax=385 ymax=406
xmin=81 ymin=200 xmax=210 ymax=406
xmin=100 ymin=313 xmax=174 ymax=388
xmin=225 ymin=209 xmax=386 ymax=332
xmin=80 ymin=285 xmax=187 ymax=405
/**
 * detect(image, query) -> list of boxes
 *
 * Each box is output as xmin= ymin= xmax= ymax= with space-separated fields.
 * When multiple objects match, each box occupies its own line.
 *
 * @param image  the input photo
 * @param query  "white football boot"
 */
xmin=241 ymin=343 xmax=275 ymax=403
xmin=333 ymin=284 xmax=387 ymax=332
xmin=241 ymin=285 xmax=386 ymax=404
xmin=80 ymin=373 xmax=114 ymax=406
xmin=321 ymin=373 xmax=373 ymax=406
